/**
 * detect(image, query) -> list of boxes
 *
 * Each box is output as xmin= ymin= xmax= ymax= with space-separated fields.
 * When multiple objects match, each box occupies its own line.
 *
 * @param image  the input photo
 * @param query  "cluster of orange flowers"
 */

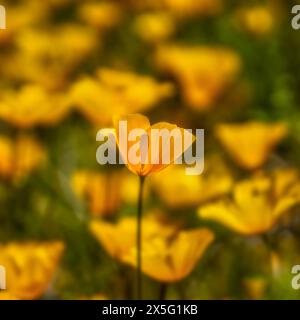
xmin=86 ymin=114 xmax=299 ymax=287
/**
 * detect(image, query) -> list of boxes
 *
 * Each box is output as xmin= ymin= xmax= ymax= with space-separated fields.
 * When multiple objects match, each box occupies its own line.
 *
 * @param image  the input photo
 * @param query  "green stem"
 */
xmin=137 ymin=176 xmax=145 ymax=300
xmin=261 ymin=233 xmax=274 ymax=278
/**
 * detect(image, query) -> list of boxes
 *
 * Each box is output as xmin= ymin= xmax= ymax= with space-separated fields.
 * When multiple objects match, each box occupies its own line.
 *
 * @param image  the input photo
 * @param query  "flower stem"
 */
xmin=137 ymin=175 xmax=145 ymax=300
xmin=261 ymin=233 xmax=274 ymax=278
xmin=159 ymin=283 xmax=168 ymax=300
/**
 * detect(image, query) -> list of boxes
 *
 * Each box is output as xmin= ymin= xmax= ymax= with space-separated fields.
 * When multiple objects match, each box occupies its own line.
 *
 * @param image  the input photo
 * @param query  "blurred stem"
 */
xmin=261 ymin=233 xmax=274 ymax=278
xmin=137 ymin=175 xmax=145 ymax=300
xmin=177 ymin=282 xmax=187 ymax=300
xmin=159 ymin=283 xmax=168 ymax=300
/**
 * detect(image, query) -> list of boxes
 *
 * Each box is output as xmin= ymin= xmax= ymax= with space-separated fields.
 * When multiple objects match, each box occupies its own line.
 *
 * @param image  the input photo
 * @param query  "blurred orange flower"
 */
xmin=0 ymin=242 xmax=64 ymax=299
xmin=72 ymin=170 xmax=121 ymax=218
xmin=90 ymin=214 xmax=177 ymax=261
xmin=133 ymin=12 xmax=175 ymax=44
xmin=215 ymin=122 xmax=287 ymax=170
xmin=113 ymin=114 xmax=195 ymax=176
xmin=0 ymin=135 xmax=46 ymax=181
xmin=70 ymin=69 xmax=174 ymax=126
xmin=235 ymin=6 xmax=274 ymax=36
xmin=0 ymin=2 xmax=49 ymax=46
xmin=155 ymin=45 xmax=241 ymax=110
xmin=151 ymin=157 xmax=232 ymax=208
xmin=78 ymin=2 xmax=122 ymax=30
xmin=90 ymin=214 xmax=214 ymax=282
xmin=123 ymin=228 xmax=214 ymax=282
xmin=0 ymin=85 xmax=70 ymax=128
xmin=198 ymin=169 xmax=300 ymax=235
xmin=3 ymin=25 xmax=97 ymax=89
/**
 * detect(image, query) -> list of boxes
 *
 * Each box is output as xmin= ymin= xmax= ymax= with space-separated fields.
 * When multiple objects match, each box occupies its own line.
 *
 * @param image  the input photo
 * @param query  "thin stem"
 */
xmin=159 ymin=283 xmax=168 ymax=300
xmin=261 ymin=233 xmax=274 ymax=278
xmin=137 ymin=175 xmax=145 ymax=300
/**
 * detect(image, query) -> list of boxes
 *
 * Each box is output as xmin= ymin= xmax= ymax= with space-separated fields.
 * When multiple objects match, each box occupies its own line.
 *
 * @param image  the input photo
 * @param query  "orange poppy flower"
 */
xmin=123 ymin=228 xmax=214 ymax=282
xmin=113 ymin=114 xmax=195 ymax=176
xmin=198 ymin=169 xmax=300 ymax=235
xmin=90 ymin=215 xmax=214 ymax=282
xmin=216 ymin=122 xmax=287 ymax=170
xmin=0 ymin=242 xmax=64 ymax=299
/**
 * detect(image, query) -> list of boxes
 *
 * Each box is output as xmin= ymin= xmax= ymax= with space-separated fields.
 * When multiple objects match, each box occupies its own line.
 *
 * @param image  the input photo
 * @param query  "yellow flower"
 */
xmin=113 ymin=114 xmax=195 ymax=176
xmin=155 ymin=45 xmax=241 ymax=110
xmin=72 ymin=169 xmax=150 ymax=214
xmin=151 ymin=157 xmax=232 ymax=208
xmin=90 ymin=215 xmax=214 ymax=282
xmin=78 ymin=2 xmax=122 ymax=30
xmin=133 ymin=12 xmax=175 ymax=44
xmin=123 ymin=228 xmax=214 ymax=282
xmin=198 ymin=170 xmax=300 ymax=235
xmin=3 ymin=25 xmax=97 ymax=90
xmin=70 ymin=69 xmax=174 ymax=126
xmin=72 ymin=170 xmax=121 ymax=218
xmin=0 ymin=2 xmax=49 ymax=46
xmin=90 ymin=214 xmax=177 ymax=261
xmin=0 ymin=85 xmax=70 ymax=128
xmin=216 ymin=122 xmax=287 ymax=170
xmin=236 ymin=6 xmax=274 ymax=36
xmin=0 ymin=135 xmax=46 ymax=181
xmin=0 ymin=242 xmax=64 ymax=299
